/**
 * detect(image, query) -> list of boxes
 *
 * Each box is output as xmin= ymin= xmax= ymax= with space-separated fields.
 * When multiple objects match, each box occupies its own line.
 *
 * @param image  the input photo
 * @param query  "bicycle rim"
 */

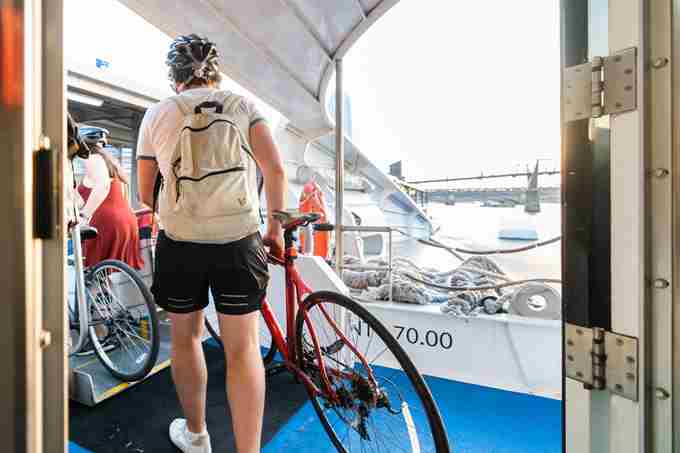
xmin=296 ymin=291 xmax=450 ymax=453
xmin=87 ymin=260 xmax=160 ymax=382
xmin=204 ymin=305 xmax=276 ymax=366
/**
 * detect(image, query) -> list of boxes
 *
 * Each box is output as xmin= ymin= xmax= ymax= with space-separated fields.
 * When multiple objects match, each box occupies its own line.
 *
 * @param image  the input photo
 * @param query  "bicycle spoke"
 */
xmin=85 ymin=263 xmax=158 ymax=381
xmin=297 ymin=295 xmax=444 ymax=453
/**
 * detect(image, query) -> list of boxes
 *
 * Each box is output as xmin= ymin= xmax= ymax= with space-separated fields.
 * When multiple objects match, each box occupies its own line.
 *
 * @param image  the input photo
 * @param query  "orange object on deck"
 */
xmin=298 ymin=181 xmax=329 ymax=259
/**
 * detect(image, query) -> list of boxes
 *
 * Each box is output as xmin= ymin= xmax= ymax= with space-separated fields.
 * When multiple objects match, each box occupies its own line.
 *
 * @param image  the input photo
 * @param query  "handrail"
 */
xmin=338 ymin=225 xmax=394 ymax=302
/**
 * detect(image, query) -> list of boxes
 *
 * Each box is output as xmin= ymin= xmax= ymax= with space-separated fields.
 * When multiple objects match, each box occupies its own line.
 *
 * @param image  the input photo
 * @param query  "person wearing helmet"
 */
xmin=136 ymin=34 xmax=286 ymax=453
xmin=76 ymin=126 xmax=144 ymax=269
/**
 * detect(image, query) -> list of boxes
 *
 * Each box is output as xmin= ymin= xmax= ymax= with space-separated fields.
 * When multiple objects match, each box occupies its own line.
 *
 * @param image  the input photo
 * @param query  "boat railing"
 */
xmin=340 ymin=225 xmax=394 ymax=302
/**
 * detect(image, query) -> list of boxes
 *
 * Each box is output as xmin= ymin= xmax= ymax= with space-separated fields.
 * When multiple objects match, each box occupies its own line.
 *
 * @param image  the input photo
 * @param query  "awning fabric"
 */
xmin=118 ymin=0 xmax=399 ymax=139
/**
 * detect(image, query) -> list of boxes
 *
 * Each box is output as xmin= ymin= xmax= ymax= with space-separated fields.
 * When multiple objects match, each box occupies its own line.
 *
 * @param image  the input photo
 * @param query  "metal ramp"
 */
xmin=69 ymin=310 xmax=173 ymax=406
xmin=69 ymin=304 xmax=222 ymax=406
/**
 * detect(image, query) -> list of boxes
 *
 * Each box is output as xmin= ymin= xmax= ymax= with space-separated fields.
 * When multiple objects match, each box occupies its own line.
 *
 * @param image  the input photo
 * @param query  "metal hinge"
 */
xmin=565 ymin=323 xmax=639 ymax=401
xmin=564 ymin=47 xmax=637 ymax=122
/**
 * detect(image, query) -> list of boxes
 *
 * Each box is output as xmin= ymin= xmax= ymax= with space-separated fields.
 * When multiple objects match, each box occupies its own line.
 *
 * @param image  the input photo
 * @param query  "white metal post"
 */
xmin=334 ymin=58 xmax=344 ymax=274
xmin=607 ymin=1 xmax=647 ymax=452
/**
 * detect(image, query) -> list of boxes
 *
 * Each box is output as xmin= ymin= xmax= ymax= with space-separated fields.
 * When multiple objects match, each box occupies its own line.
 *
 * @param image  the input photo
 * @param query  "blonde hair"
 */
xmin=91 ymin=145 xmax=129 ymax=185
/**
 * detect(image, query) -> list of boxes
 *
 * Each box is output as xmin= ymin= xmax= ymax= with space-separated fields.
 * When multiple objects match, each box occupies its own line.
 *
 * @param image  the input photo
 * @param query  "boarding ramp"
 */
xmin=68 ymin=218 xmax=174 ymax=406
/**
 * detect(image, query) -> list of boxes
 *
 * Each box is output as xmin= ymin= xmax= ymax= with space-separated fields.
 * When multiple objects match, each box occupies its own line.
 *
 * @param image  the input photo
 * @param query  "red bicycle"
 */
xmin=205 ymin=210 xmax=450 ymax=452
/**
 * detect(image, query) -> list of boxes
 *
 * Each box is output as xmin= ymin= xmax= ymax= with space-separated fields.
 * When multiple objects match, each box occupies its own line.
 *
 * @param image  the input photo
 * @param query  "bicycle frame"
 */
xmin=260 ymin=239 xmax=379 ymax=404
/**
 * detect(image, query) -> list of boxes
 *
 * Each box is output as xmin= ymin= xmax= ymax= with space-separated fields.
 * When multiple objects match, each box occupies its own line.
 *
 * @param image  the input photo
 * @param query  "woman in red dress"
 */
xmin=77 ymin=128 xmax=143 ymax=269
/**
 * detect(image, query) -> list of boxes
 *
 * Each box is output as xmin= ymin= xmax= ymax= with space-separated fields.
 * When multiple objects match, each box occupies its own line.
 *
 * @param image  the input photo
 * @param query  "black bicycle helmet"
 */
xmin=166 ymin=34 xmax=221 ymax=87
xmin=79 ymin=125 xmax=110 ymax=148
xmin=67 ymin=113 xmax=90 ymax=159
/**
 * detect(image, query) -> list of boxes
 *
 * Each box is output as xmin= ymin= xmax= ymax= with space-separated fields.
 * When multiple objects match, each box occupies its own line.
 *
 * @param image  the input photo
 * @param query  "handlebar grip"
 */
xmin=313 ymin=223 xmax=335 ymax=232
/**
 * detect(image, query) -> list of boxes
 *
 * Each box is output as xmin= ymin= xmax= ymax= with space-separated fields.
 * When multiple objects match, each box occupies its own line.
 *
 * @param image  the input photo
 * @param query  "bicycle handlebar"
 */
xmin=313 ymin=223 xmax=334 ymax=232
xmin=267 ymin=253 xmax=286 ymax=266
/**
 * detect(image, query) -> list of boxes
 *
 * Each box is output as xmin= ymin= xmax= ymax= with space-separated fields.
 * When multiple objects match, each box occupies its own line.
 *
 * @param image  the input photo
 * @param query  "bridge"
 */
xmin=406 ymin=170 xmax=560 ymax=185
xmin=425 ymin=186 xmax=561 ymax=205
xmin=394 ymin=164 xmax=561 ymax=212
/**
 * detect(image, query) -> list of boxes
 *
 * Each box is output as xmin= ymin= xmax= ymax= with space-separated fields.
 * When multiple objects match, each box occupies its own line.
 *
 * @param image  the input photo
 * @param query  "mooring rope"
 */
xmin=403 ymin=272 xmax=562 ymax=292
xmin=418 ymin=235 xmax=562 ymax=256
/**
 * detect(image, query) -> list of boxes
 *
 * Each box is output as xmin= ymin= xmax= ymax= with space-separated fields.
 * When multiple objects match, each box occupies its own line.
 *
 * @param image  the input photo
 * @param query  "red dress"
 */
xmin=78 ymin=179 xmax=144 ymax=269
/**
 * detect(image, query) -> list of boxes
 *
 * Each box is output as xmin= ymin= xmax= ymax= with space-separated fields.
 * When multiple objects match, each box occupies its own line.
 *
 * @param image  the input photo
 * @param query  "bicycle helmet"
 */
xmin=166 ymin=34 xmax=221 ymax=88
xmin=67 ymin=113 xmax=90 ymax=159
xmin=79 ymin=125 xmax=110 ymax=148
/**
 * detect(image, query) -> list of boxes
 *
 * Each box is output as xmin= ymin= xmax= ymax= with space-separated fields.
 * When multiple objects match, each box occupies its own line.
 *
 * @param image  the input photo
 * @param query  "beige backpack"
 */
xmin=158 ymin=91 xmax=260 ymax=242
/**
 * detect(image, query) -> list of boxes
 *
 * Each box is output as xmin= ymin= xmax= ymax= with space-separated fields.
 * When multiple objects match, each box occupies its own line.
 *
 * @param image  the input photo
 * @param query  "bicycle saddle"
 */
xmin=272 ymin=210 xmax=321 ymax=230
xmin=80 ymin=225 xmax=99 ymax=241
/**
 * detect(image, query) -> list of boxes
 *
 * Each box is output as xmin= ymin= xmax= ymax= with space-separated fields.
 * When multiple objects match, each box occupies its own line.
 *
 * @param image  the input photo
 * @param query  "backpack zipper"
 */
xmin=174 ymin=166 xmax=246 ymax=202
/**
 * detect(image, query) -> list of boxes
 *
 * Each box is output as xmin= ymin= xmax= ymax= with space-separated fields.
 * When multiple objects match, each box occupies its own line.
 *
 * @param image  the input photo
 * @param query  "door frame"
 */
xmin=42 ymin=0 xmax=68 ymax=451
xmin=0 ymin=0 xmax=67 ymax=451
xmin=648 ymin=0 xmax=674 ymax=451
xmin=672 ymin=0 xmax=680 ymax=447
xmin=562 ymin=0 xmax=659 ymax=451
xmin=0 ymin=0 xmax=45 ymax=451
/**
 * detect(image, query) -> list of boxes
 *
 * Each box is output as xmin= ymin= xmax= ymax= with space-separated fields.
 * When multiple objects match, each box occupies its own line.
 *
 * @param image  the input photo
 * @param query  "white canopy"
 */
xmin=118 ymin=0 xmax=399 ymax=139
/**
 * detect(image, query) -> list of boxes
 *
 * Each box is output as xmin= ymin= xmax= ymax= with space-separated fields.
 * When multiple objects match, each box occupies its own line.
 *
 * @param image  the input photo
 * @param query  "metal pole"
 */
xmin=334 ymin=59 xmax=344 ymax=274
xmin=130 ymin=113 xmax=141 ymax=208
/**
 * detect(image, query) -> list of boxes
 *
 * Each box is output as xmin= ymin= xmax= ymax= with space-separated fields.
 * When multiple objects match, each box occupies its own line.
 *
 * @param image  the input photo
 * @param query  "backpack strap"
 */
xmin=170 ymin=95 xmax=191 ymax=116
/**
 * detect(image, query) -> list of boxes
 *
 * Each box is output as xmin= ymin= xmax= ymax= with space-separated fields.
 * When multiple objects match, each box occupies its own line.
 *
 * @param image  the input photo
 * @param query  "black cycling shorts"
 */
xmin=152 ymin=231 xmax=269 ymax=315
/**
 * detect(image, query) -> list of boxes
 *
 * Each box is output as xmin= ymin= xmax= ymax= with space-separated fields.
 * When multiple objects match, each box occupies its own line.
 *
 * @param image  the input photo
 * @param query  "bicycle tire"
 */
xmin=204 ymin=314 xmax=277 ymax=366
xmin=87 ymin=259 xmax=160 ymax=382
xmin=295 ymin=290 xmax=450 ymax=453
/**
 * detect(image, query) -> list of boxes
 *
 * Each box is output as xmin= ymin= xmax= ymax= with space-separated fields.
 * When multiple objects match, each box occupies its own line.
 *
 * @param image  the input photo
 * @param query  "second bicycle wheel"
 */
xmin=296 ymin=291 xmax=450 ymax=453
xmin=87 ymin=259 xmax=160 ymax=382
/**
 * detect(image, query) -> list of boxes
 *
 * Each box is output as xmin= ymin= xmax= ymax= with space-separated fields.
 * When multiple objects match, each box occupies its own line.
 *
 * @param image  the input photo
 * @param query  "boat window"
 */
xmin=297 ymin=164 xmax=374 ymax=193
xmin=385 ymin=193 xmax=414 ymax=214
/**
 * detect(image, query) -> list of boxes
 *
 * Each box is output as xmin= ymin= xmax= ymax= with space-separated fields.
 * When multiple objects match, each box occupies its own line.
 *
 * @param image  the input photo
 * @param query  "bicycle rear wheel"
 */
xmin=296 ymin=291 xmax=450 ymax=453
xmin=87 ymin=260 xmax=160 ymax=382
xmin=204 ymin=308 xmax=277 ymax=366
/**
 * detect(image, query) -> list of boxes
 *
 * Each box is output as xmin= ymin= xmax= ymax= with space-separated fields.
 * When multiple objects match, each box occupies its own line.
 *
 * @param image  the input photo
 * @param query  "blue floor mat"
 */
xmin=263 ymin=370 xmax=562 ymax=453
xmin=68 ymin=442 xmax=92 ymax=453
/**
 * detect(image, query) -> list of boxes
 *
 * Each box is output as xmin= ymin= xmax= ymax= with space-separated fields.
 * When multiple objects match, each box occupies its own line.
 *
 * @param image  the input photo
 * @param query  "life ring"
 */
xmin=299 ymin=181 xmax=329 ymax=258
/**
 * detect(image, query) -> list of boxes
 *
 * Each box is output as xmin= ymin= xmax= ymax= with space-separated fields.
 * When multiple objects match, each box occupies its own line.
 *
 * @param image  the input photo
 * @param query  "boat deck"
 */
xmin=69 ymin=340 xmax=561 ymax=453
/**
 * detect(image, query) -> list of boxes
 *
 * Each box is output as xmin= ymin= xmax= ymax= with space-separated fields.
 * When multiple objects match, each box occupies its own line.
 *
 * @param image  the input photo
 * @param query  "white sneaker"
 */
xmin=169 ymin=418 xmax=212 ymax=453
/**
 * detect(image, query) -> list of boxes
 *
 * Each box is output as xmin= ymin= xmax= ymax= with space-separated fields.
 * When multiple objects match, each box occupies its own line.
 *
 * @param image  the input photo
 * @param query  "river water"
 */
xmin=420 ymin=202 xmax=562 ymax=281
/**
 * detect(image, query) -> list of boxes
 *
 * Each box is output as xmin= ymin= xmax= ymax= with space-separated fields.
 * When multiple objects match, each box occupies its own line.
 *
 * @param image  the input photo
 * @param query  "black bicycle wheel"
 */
xmin=87 ymin=259 xmax=160 ymax=382
xmin=296 ymin=291 xmax=450 ymax=453
xmin=204 ymin=310 xmax=277 ymax=366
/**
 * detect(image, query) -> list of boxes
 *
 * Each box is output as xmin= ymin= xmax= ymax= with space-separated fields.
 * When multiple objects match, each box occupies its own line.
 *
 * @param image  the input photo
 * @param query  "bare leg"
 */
xmin=169 ymin=311 xmax=208 ymax=434
xmin=218 ymin=311 xmax=265 ymax=453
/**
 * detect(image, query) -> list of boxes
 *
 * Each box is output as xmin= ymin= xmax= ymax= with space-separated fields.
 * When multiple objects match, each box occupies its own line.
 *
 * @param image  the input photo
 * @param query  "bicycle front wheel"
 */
xmin=87 ymin=259 xmax=160 ymax=382
xmin=296 ymin=291 xmax=450 ymax=453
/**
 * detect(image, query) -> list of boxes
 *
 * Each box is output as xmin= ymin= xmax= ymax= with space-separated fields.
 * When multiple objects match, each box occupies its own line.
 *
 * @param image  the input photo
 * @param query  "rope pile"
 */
xmin=343 ymin=235 xmax=563 ymax=319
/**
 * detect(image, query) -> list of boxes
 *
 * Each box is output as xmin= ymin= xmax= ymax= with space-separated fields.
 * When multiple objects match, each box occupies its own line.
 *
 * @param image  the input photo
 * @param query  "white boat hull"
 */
xmin=265 ymin=256 xmax=562 ymax=401
xmin=359 ymin=302 xmax=562 ymax=399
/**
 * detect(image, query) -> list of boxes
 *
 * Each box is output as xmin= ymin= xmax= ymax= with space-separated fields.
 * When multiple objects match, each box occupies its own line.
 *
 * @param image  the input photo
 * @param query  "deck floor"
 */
xmin=69 ymin=341 xmax=561 ymax=453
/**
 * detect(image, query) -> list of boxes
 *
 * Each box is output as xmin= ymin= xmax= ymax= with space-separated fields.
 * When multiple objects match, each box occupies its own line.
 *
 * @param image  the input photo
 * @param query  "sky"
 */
xmin=65 ymin=0 xmax=561 ymax=188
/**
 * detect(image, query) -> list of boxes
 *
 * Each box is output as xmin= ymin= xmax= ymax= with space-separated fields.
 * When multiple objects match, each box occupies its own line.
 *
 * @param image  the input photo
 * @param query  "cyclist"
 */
xmin=136 ymin=34 xmax=286 ymax=453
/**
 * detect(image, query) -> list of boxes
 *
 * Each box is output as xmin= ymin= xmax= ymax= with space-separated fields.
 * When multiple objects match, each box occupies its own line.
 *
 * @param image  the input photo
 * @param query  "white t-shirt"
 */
xmin=137 ymin=87 xmax=266 ymax=242
xmin=137 ymin=87 xmax=265 ymax=180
